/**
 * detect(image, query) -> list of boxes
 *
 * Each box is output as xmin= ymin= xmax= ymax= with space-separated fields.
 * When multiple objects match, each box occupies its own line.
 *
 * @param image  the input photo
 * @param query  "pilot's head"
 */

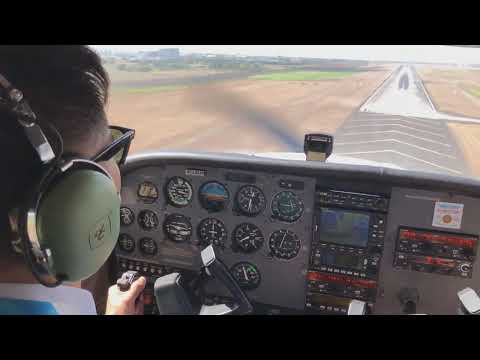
xmin=0 ymin=45 xmax=121 ymax=256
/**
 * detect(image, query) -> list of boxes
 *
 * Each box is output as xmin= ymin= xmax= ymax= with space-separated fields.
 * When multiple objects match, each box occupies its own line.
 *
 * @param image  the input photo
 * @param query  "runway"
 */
xmin=333 ymin=65 xmax=469 ymax=176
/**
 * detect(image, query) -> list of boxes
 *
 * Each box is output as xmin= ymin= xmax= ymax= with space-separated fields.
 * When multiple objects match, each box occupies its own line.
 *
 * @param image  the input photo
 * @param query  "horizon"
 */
xmin=91 ymin=45 xmax=480 ymax=65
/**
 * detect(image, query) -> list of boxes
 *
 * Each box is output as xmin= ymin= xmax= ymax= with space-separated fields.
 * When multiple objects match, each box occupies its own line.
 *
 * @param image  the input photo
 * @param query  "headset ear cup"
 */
xmin=34 ymin=164 xmax=120 ymax=283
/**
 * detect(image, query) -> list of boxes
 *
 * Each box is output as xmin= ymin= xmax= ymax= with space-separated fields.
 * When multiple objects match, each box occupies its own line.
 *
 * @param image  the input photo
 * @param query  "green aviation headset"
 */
xmin=0 ymin=73 xmax=121 ymax=287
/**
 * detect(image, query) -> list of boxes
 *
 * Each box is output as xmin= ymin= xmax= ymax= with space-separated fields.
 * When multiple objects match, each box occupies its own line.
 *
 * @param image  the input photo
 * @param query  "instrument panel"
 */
xmin=114 ymin=152 xmax=480 ymax=315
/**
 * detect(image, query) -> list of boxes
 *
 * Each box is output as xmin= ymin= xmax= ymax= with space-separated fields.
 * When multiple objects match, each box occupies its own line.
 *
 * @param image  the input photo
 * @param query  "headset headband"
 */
xmin=0 ymin=73 xmax=55 ymax=164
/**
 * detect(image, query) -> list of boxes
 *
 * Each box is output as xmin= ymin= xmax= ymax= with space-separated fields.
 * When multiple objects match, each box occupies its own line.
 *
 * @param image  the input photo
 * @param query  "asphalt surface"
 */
xmin=333 ymin=65 xmax=469 ymax=176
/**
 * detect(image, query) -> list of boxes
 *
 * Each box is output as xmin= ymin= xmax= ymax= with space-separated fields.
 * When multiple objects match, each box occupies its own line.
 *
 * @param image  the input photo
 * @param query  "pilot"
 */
xmin=0 ymin=45 xmax=146 ymax=315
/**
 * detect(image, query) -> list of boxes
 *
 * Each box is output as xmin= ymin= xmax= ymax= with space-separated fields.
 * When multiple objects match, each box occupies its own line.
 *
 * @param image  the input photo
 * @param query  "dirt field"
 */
xmin=107 ymin=66 xmax=391 ymax=155
xmin=449 ymin=123 xmax=480 ymax=177
xmin=418 ymin=67 xmax=480 ymax=177
xmin=418 ymin=67 xmax=480 ymax=118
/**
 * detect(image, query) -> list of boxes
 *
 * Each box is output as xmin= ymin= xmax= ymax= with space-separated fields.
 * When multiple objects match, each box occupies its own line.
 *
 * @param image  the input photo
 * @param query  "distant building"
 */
xmin=140 ymin=48 xmax=180 ymax=60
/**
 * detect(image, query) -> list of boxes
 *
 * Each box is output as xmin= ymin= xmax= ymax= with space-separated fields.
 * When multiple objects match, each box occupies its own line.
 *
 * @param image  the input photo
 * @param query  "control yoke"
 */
xmin=153 ymin=245 xmax=253 ymax=315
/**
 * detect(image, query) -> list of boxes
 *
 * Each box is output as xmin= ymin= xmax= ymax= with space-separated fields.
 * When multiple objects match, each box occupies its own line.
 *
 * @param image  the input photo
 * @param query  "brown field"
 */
xmin=449 ymin=123 xmax=480 ymax=177
xmin=107 ymin=67 xmax=391 ymax=155
xmin=418 ymin=67 xmax=480 ymax=118
xmin=418 ymin=67 xmax=480 ymax=177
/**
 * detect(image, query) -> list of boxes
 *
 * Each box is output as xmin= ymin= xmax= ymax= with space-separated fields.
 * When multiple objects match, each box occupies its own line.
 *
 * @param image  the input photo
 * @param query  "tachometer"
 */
xmin=199 ymin=181 xmax=229 ymax=212
xmin=164 ymin=214 xmax=192 ymax=242
xmin=271 ymin=191 xmax=304 ymax=223
xmin=269 ymin=230 xmax=301 ymax=260
xmin=235 ymin=185 xmax=266 ymax=216
xmin=231 ymin=262 xmax=261 ymax=290
xmin=166 ymin=177 xmax=193 ymax=207
xmin=198 ymin=218 xmax=227 ymax=247
xmin=232 ymin=223 xmax=264 ymax=253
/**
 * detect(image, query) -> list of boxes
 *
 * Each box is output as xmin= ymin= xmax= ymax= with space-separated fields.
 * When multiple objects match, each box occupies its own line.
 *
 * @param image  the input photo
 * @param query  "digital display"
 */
xmin=322 ymin=252 xmax=362 ymax=269
xmin=319 ymin=208 xmax=370 ymax=247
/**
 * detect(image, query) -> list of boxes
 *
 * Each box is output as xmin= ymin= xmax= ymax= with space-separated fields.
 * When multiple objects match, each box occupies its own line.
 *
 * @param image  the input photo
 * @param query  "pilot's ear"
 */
xmin=8 ymin=208 xmax=23 ymax=255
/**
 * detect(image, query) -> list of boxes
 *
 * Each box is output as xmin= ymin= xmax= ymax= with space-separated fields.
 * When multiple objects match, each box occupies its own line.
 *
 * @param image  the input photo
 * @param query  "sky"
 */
xmin=91 ymin=45 xmax=480 ymax=65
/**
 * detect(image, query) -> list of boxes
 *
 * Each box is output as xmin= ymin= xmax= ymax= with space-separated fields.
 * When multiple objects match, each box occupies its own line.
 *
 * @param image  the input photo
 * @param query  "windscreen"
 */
xmin=93 ymin=45 xmax=480 ymax=180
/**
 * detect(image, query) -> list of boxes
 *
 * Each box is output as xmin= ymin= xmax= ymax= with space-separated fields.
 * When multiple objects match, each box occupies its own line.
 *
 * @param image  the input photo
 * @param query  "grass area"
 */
xmin=250 ymin=71 xmax=357 ymax=81
xmin=111 ymin=85 xmax=189 ymax=94
xmin=464 ymin=85 xmax=480 ymax=98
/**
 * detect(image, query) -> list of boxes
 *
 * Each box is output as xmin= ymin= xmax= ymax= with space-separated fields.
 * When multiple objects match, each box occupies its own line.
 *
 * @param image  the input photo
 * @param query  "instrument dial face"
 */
xmin=138 ymin=210 xmax=159 ymax=231
xmin=271 ymin=191 xmax=304 ymax=223
xmin=166 ymin=177 xmax=193 ymax=207
xmin=118 ymin=233 xmax=135 ymax=253
xmin=137 ymin=182 xmax=159 ymax=203
xmin=231 ymin=262 xmax=261 ymax=290
xmin=269 ymin=230 xmax=301 ymax=260
xmin=233 ymin=223 xmax=264 ymax=253
xmin=199 ymin=182 xmax=230 ymax=212
xmin=139 ymin=238 xmax=157 ymax=256
xmin=164 ymin=214 xmax=192 ymax=242
xmin=198 ymin=218 xmax=227 ymax=247
xmin=236 ymin=185 xmax=266 ymax=216
xmin=120 ymin=207 xmax=135 ymax=226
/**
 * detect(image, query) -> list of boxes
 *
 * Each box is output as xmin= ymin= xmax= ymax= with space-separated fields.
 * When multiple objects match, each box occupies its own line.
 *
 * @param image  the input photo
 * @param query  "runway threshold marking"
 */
xmin=343 ymin=124 xmax=446 ymax=137
xmin=334 ymin=150 xmax=463 ymax=175
xmin=339 ymin=130 xmax=452 ymax=147
xmin=334 ymin=139 xmax=457 ymax=159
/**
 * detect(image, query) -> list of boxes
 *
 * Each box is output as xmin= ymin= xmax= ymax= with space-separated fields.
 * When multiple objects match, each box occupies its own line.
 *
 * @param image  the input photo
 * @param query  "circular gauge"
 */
xmin=139 ymin=238 xmax=157 ymax=256
xmin=269 ymin=230 xmax=301 ymax=260
xmin=137 ymin=182 xmax=159 ymax=203
xmin=166 ymin=177 xmax=193 ymax=207
xmin=230 ymin=262 xmax=261 ymax=290
xmin=138 ymin=210 xmax=159 ymax=231
xmin=199 ymin=182 xmax=229 ymax=212
xmin=120 ymin=207 xmax=135 ymax=226
xmin=235 ymin=185 xmax=266 ymax=216
xmin=198 ymin=218 xmax=227 ymax=247
xmin=232 ymin=223 xmax=264 ymax=253
xmin=118 ymin=233 xmax=135 ymax=253
xmin=271 ymin=191 xmax=304 ymax=223
xmin=164 ymin=214 xmax=192 ymax=242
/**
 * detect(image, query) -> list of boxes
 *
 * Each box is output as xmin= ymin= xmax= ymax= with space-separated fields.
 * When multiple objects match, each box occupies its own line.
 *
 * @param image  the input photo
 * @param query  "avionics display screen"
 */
xmin=318 ymin=208 xmax=370 ymax=247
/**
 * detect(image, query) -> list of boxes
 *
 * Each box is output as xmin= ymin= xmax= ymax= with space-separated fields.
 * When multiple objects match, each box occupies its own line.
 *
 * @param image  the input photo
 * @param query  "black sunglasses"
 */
xmin=91 ymin=126 xmax=135 ymax=166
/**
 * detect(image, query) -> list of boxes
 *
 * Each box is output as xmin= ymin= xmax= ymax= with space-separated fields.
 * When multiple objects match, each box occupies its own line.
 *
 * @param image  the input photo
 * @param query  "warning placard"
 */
xmin=432 ymin=202 xmax=464 ymax=230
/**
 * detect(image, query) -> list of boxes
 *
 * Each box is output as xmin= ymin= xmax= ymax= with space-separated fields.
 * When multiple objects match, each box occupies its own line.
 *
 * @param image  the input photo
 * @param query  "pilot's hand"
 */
xmin=105 ymin=276 xmax=147 ymax=315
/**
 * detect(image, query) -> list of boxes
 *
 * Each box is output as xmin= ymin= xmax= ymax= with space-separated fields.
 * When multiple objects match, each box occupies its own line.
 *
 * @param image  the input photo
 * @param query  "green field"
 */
xmin=111 ymin=85 xmax=189 ymax=94
xmin=250 ymin=71 xmax=357 ymax=81
xmin=464 ymin=85 xmax=480 ymax=98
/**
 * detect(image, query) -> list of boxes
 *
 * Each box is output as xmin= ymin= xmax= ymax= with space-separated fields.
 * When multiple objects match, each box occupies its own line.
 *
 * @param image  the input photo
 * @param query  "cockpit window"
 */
xmin=94 ymin=45 xmax=480 ymax=179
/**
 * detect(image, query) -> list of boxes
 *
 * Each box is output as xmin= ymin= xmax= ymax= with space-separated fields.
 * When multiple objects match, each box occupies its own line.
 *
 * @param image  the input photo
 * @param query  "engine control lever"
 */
xmin=458 ymin=287 xmax=480 ymax=315
xmin=117 ymin=271 xmax=141 ymax=292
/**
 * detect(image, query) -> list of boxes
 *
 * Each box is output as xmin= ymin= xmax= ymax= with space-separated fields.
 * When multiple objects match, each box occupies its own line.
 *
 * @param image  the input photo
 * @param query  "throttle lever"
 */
xmin=117 ymin=271 xmax=141 ymax=292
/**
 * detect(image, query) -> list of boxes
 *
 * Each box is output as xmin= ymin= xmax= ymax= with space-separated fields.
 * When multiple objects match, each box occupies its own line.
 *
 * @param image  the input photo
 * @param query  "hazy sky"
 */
xmin=91 ymin=45 xmax=480 ymax=64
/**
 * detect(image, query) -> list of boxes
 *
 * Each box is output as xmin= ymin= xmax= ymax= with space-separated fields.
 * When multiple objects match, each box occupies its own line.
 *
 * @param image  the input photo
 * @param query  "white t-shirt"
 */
xmin=0 ymin=283 xmax=97 ymax=315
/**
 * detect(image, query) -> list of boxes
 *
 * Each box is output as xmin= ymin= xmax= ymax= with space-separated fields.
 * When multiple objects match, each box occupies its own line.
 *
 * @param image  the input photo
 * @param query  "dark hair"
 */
xmin=0 ymin=45 xmax=110 ymax=244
